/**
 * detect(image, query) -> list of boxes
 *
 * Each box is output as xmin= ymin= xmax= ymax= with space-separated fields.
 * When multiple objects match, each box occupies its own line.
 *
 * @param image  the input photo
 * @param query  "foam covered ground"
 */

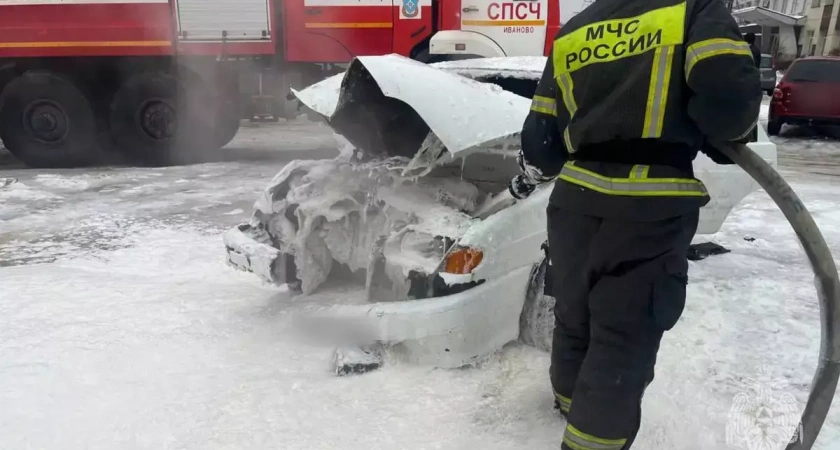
xmin=2 ymin=115 xmax=840 ymax=449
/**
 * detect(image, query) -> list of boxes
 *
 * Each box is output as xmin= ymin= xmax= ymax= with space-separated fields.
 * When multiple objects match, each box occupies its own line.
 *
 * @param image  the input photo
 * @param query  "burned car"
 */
xmin=223 ymin=54 xmax=778 ymax=370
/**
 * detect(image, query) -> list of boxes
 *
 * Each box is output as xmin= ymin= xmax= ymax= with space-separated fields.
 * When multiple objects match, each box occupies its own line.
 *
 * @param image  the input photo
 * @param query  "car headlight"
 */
xmin=441 ymin=246 xmax=484 ymax=275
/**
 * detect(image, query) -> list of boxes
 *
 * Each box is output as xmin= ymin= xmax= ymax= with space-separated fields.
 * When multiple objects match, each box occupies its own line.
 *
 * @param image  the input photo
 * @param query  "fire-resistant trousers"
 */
xmin=547 ymin=203 xmax=699 ymax=450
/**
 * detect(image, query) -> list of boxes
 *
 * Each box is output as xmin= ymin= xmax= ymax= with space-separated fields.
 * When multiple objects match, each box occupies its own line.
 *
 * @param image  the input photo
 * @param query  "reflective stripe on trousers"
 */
xmin=563 ymin=424 xmax=627 ymax=450
xmin=531 ymin=95 xmax=558 ymax=116
xmin=557 ymin=161 xmax=708 ymax=197
xmin=554 ymin=390 xmax=572 ymax=413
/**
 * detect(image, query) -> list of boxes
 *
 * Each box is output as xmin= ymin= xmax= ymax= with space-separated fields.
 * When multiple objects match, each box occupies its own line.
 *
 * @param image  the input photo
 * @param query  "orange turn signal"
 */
xmin=442 ymin=247 xmax=484 ymax=274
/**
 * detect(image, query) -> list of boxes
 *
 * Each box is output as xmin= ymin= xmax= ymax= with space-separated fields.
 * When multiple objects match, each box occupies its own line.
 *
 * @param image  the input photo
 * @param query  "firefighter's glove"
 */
xmin=702 ymin=122 xmax=759 ymax=165
xmin=700 ymin=140 xmax=736 ymax=165
xmin=733 ymin=125 xmax=759 ymax=145
xmin=517 ymin=150 xmax=556 ymax=183
xmin=509 ymin=174 xmax=537 ymax=200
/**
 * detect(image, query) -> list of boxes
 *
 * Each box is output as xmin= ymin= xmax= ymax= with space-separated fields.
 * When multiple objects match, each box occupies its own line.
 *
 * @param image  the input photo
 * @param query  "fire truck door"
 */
xmin=460 ymin=0 xmax=548 ymax=56
xmin=175 ymin=0 xmax=272 ymax=41
xmin=285 ymin=0 xmax=394 ymax=62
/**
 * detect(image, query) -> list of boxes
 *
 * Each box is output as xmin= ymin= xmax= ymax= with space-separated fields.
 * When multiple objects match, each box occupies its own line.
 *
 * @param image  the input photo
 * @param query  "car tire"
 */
xmin=766 ymin=89 xmax=774 ymax=97
xmin=0 ymin=71 xmax=101 ymax=168
xmin=767 ymin=119 xmax=782 ymax=136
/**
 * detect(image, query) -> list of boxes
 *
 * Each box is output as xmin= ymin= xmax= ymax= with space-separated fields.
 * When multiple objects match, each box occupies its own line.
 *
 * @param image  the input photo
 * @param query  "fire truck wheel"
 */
xmin=109 ymin=73 xmax=214 ymax=166
xmin=215 ymin=96 xmax=241 ymax=148
xmin=0 ymin=71 xmax=100 ymax=168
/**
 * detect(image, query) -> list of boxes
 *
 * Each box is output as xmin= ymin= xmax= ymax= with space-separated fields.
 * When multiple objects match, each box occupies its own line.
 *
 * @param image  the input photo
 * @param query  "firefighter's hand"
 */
xmin=700 ymin=140 xmax=736 ymax=165
xmin=732 ymin=125 xmax=758 ymax=145
xmin=517 ymin=150 xmax=556 ymax=183
xmin=509 ymin=174 xmax=537 ymax=200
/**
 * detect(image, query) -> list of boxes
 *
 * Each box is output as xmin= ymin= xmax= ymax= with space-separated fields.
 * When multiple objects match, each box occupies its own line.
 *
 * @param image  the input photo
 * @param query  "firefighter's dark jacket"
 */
xmin=521 ymin=0 xmax=762 ymax=196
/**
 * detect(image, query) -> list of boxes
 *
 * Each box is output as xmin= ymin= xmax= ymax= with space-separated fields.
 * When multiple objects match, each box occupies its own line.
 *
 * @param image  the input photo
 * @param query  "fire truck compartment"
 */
xmin=176 ymin=0 xmax=272 ymax=41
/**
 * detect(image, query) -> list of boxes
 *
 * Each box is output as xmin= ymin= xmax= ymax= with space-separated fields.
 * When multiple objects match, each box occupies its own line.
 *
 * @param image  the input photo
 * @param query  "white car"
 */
xmin=223 ymin=54 xmax=777 ymax=370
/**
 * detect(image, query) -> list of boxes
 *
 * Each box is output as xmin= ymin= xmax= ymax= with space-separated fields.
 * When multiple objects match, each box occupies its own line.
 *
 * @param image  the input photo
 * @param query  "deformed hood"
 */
xmin=292 ymin=54 xmax=531 ymax=165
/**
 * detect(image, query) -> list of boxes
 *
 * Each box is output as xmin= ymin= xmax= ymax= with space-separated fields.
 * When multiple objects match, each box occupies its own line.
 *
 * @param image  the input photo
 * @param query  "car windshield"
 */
xmin=760 ymin=56 xmax=772 ymax=69
xmin=786 ymin=59 xmax=840 ymax=82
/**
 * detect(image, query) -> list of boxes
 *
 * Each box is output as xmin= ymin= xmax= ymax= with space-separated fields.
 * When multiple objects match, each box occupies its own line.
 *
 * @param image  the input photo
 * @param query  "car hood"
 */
xmin=431 ymin=56 xmax=546 ymax=80
xmin=292 ymin=54 xmax=531 ymax=171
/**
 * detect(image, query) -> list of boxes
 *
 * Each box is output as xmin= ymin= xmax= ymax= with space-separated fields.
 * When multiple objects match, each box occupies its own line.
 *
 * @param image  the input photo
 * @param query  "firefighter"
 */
xmin=511 ymin=0 xmax=761 ymax=447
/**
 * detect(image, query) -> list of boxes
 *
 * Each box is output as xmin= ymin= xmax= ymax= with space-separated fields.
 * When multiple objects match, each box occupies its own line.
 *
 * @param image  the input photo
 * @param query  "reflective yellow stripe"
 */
xmin=554 ymin=390 xmax=572 ymax=412
xmin=530 ymin=95 xmax=557 ymax=116
xmin=685 ymin=38 xmax=753 ymax=79
xmin=563 ymin=424 xmax=627 ymax=450
xmin=556 ymin=73 xmax=578 ymax=153
xmin=562 ymin=436 xmax=625 ymax=450
xmin=557 ymin=162 xmax=708 ymax=197
xmin=564 ymin=129 xmax=574 ymax=154
xmin=548 ymin=2 xmax=686 ymax=149
xmin=556 ymin=74 xmax=577 ymax=115
xmin=551 ymin=2 xmax=686 ymax=76
xmin=642 ymin=45 xmax=675 ymax=138
xmin=629 ymin=164 xmax=650 ymax=178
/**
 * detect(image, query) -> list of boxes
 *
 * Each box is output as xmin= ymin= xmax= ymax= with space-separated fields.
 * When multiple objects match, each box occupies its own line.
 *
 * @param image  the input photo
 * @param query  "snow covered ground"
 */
xmin=2 ymin=109 xmax=840 ymax=449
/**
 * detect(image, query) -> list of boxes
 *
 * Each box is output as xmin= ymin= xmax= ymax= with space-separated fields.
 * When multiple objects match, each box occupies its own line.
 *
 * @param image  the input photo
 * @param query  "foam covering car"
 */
xmin=223 ymin=54 xmax=778 ymax=370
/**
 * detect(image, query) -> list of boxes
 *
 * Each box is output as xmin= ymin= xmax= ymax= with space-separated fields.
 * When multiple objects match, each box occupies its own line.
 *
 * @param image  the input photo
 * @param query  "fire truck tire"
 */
xmin=109 ymin=72 xmax=214 ymax=166
xmin=0 ymin=71 xmax=100 ymax=168
xmin=215 ymin=96 xmax=241 ymax=148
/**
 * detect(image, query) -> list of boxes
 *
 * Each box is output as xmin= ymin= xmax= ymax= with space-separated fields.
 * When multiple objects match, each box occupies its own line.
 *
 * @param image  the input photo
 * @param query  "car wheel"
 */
xmin=766 ymin=89 xmax=774 ymax=97
xmin=767 ymin=119 xmax=782 ymax=136
xmin=519 ymin=254 xmax=555 ymax=352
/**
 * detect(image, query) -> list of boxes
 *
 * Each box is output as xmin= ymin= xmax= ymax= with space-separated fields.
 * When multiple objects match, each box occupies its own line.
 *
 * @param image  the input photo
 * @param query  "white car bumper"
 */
xmin=306 ymin=266 xmax=533 ymax=369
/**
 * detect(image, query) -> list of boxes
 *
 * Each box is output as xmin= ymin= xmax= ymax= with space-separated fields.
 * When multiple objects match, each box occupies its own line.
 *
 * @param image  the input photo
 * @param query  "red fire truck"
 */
xmin=0 ymin=0 xmax=559 ymax=168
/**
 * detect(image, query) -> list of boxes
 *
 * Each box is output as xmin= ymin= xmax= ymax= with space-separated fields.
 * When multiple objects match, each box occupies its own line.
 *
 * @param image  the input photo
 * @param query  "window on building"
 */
xmin=812 ymin=0 xmax=821 ymax=8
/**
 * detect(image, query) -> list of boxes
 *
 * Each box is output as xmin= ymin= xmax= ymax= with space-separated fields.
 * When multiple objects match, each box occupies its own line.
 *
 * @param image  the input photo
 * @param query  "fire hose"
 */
xmin=718 ymin=143 xmax=839 ymax=450
xmin=476 ymin=143 xmax=839 ymax=448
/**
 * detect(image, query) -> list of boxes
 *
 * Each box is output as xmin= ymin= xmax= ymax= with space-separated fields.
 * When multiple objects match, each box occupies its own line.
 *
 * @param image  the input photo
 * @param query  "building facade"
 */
xmin=731 ymin=0 xmax=806 ymax=62
xmin=732 ymin=0 xmax=840 ymax=59
xmin=799 ymin=0 xmax=840 ymax=56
